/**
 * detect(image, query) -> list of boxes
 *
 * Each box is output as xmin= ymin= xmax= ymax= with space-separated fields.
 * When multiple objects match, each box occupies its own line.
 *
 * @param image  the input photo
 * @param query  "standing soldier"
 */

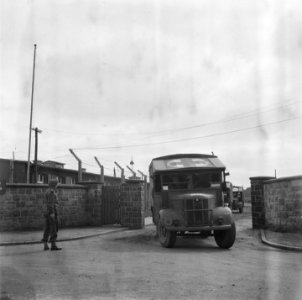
xmin=41 ymin=180 xmax=62 ymax=251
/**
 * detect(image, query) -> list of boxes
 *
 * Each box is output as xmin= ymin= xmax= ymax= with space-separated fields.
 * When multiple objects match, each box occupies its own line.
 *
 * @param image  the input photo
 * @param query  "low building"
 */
xmin=0 ymin=158 xmax=121 ymax=186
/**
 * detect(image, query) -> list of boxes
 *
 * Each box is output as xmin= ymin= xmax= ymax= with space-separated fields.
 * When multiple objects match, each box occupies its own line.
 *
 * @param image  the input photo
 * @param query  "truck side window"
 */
xmin=154 ymin=174 xmax=161 ymax=193
xmin=211 ymin=173 xmax=220 ymax=183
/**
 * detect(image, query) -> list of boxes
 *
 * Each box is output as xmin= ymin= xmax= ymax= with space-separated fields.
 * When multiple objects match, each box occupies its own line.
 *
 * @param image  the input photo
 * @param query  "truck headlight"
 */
xmin=165 ymin=217 xmax=172 ymax=226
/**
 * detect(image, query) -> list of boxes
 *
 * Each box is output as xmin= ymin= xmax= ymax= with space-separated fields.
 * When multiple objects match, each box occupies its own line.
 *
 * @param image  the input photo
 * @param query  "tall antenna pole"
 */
xmin=33 ymin=127 xmax=42 ymax=183
xmin=26 ymin=44 xmax=37 ymax=183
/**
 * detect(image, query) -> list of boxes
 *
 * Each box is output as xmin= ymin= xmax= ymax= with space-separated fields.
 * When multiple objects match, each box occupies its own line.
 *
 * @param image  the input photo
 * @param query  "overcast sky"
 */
xmin=1 ymin=0 xmax=302 ymax=187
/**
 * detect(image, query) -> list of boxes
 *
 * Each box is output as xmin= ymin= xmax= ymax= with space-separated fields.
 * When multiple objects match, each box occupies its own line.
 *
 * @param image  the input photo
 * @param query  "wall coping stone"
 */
xmin=250 ymin=176 xmax=276 ymax=181
xmin=79 ymin=181 xmax=104 ymax=185
xmin=124 ymin=179 xmax=145 ymax=184
xmin=263 ymin=175 xmax=302 ymax=184
xmin=6 ymin=183 xmax=86 ymax=189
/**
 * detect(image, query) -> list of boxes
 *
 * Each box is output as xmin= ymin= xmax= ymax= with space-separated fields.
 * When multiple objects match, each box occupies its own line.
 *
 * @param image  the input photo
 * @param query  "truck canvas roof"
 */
xmin=149 ymin=153 xmax=226 ymax=173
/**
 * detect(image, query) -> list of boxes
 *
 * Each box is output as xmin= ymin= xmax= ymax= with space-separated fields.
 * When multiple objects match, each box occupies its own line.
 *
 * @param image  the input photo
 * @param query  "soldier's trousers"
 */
xmin=42 ymin=215 xmax=58 ymax=243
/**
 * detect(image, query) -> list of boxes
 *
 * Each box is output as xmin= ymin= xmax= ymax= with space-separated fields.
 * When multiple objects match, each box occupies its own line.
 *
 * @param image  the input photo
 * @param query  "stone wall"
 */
xmin=264 ymin=176 xmax=302 ymax=232
xmin=0 ymin=180 xmax=146 ymax=231
xmin=0 ymin=183 xmax=90 ymax=231
xmin=250 ymin=177 xmax=275 ymax=229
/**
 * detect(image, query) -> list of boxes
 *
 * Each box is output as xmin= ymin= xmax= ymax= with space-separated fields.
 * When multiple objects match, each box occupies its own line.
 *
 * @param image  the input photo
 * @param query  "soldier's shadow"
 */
xmin=1 ymin=248 xmax=48 ymax=257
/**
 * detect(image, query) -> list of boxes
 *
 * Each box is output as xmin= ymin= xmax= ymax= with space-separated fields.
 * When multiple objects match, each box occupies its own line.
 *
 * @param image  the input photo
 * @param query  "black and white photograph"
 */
xmin=0 ymin=0 xmax=302 ymax=299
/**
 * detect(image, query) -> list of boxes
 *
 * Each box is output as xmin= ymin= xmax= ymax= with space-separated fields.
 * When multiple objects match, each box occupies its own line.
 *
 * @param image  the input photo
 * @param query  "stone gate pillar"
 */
xmin=249 ymin=176 xmax=275 ymax=229
xmin=84 ymin=182 xmax=103 ymax=226
xmin=120 ymin=180 xmax=145 ymax=229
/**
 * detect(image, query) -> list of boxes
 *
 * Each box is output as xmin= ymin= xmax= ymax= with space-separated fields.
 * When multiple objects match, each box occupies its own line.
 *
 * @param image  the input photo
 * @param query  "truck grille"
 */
xmin=184 ymin=198 xmax=210 ymax=226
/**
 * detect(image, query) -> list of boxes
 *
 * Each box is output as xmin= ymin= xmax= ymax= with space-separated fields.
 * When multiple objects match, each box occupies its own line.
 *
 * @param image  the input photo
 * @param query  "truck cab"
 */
xmin=149 ymin=153 xmax=236 ymax=249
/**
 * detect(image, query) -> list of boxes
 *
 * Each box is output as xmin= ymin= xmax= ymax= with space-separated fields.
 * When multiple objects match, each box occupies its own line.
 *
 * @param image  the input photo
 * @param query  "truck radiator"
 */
xmin=184 ymin=198 xmax=210 ymax=226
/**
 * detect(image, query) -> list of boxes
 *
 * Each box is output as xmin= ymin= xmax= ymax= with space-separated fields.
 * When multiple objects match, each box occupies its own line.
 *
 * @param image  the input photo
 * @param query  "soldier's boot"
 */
xmin=44 ymin=242 xmax=49 ymax=251
xmin=50 ymin=242 xmax=62 ymax=251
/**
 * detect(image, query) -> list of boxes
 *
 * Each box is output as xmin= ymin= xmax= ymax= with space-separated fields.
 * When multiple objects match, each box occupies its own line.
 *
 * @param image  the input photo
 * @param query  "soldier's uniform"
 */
xmin=42 ymin=180 xmax=62 ymax=251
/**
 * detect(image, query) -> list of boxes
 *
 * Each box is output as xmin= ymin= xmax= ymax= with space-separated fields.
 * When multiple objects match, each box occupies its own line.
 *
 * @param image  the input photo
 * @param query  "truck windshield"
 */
xmin=160 ymin=172 xmax=221 ymax=190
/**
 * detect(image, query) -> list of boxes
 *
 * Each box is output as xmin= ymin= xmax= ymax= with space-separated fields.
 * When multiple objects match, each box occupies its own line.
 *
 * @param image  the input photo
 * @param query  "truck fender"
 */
xmin=159 ymin=209 xmax=184 ymax=227
xmin=213 ymin=206 xmax=234 ymax=226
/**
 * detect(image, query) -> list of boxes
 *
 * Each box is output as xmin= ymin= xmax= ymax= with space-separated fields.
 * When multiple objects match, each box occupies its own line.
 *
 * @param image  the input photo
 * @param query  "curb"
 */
xmin=0 ymin=227 xmax=128 ymax=247
xmin=260 ymin=229 xmax=302 ymax=252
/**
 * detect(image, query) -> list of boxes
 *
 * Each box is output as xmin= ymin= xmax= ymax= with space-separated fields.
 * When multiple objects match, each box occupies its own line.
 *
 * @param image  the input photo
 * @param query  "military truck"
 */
xmin=232 ymin=186 xmax=244 ymax=213
xmin=149 ymin=154 xmax=236 ymax=249
xmin=224 ymin=181 xmax=233 ymax=208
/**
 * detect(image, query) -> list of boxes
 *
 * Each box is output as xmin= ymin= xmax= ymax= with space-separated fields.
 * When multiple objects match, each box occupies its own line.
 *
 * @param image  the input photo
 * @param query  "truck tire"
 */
xmin=157 ymin=220 xmax=176 ymax=248
xmin=214 ymin=222 xmax=236 ymax=249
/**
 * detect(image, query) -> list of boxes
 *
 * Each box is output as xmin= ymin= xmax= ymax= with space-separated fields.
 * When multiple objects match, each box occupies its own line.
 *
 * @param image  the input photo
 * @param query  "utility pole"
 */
xmin=33 ymin=127 xmax=42 ymax=183
xmin=69 ymin=149 xmax=82 ymax=183
xmin=27 ymin=44 xmax=37 ymax=183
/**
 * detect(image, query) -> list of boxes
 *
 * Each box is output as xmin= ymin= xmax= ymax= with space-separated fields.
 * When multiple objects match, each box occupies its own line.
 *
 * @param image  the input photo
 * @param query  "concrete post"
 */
xmin=120 ymin=180 xmax=145 ymax=229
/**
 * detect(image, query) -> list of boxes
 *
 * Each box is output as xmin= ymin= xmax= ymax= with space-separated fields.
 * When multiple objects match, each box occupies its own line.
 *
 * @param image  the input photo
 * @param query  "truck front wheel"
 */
xmin=157 ymin=220 xmax=176 ymax=248
xmin=214 ymin=222 xmax=236 ymax=249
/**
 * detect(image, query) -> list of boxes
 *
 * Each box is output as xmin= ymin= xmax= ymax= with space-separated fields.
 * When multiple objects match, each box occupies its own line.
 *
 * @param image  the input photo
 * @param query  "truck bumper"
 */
xmin=165 ymin=224 xmax=232 ymax=232
xmin=159 ymin=206 xmax=234 ymax=231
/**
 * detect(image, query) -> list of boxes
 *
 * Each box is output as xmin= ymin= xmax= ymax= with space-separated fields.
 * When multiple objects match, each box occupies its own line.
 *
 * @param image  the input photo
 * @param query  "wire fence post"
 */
xmin=114 ymin=162 xmax=125 ymax=184
xmin=94 ymin=156 xmax=104 ymax=184
xmin=69 ymin=149 xmax=82 ymax=183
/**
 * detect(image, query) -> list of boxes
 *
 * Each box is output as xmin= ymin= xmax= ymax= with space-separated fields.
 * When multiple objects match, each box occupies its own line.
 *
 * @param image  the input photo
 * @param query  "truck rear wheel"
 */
xmin=214 ymin=222 xmax=236 ymax=249
xmin=157 ymin=220 xmax=176 ymax=248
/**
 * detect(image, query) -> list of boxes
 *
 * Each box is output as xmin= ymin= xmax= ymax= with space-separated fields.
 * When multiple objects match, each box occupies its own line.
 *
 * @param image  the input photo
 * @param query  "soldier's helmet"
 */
xmin=49 ymin=180 xmax=59 ymax=189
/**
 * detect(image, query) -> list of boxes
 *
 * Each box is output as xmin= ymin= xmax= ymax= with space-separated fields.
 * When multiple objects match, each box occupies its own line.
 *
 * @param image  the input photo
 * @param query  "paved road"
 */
xmin=1 ymin=208 xmax=301 ymax=300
